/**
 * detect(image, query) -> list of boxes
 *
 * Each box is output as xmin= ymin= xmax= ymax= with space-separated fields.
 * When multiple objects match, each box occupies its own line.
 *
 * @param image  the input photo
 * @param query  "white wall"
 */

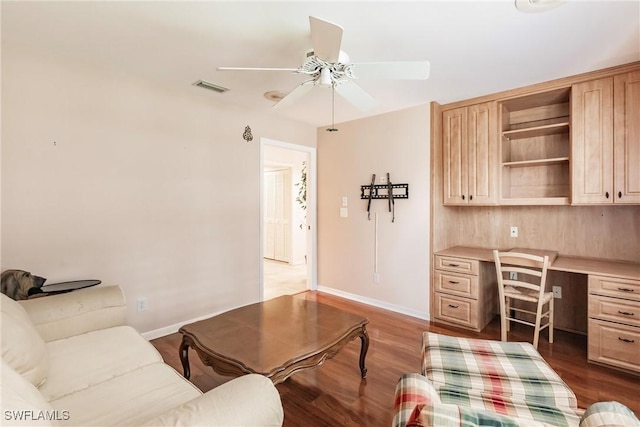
xmin=316 ymin=106 xmax=431 ymax=319
xmin=1 ymin=44 xmax=316 ymax=334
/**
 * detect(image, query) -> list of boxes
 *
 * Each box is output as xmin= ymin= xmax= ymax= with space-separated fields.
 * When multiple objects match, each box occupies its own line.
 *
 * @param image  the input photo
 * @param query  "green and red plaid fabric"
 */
xmin=420 ymin=332 xmax=581 ymax=427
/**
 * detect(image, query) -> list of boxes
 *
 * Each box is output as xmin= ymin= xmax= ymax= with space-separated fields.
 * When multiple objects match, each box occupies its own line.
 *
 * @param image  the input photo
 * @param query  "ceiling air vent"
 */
xmin=193 ymin=80 xmax=229 ymax=93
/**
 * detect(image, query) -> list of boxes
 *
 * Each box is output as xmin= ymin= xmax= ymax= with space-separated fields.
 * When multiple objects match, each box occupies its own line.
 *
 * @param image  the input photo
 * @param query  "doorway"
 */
xmin=261 ymin=139 xmax=316 ymax=301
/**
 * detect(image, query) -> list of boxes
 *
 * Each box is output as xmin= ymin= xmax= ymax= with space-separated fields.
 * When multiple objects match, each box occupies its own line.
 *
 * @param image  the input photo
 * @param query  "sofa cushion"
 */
xmin=1 ymin=293 xmax=49 ymax=387
xmin=38 ymin=325 xmax=164 ymax=401
xmin=141 ymin=374 xmax=284 ymax=427
xmin=48 ymin=363 xmax=202 ymax=426
xmin=580 ymin=402 xmax=640 ymax=427
xmin=0 ymin=359 xmax=58 ymax=427
xmin=422 ymin=332 xmax=578 ymax=410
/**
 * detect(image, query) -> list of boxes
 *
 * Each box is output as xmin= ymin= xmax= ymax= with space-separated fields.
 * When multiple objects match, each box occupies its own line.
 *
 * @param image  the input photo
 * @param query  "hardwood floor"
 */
xmin=151 ymin=291 xmax=640 ymax=426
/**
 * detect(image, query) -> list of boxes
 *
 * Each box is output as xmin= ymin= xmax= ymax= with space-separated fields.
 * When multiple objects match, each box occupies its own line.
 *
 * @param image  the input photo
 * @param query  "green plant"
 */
xmin=295 ymin=161 xmax=307 ymax=229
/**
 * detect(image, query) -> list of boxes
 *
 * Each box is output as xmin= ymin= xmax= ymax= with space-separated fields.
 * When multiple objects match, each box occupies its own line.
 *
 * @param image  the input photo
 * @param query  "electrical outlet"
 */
xmin=379 ymin=175 xmax=387 ymax=184
xmin=552 ymin=286 xmax=562 ymax=299
xmin=137 ymin=297 xmax=148 ymax=312
xmin=510 ymin=226 xmax=519 ymax=238
xmin=373 ymin=273 xmax=380 ymax=284
xmin=509 ymin=272 xmax=518 ymax=280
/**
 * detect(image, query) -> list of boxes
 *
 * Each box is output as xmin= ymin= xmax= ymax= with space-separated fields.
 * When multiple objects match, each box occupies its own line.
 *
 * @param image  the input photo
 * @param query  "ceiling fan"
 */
xmin=218 ymin=16 xmax=430 ymax=112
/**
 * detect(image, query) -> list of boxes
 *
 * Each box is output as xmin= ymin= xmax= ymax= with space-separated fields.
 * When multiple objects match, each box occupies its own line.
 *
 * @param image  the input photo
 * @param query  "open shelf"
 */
xmin=502 ymin=122 xmax=570 ymax=140
xmin=502 ymin=157 xmax=569 ymax=168
xmin=499 ymin=87 xmax=572 ymax=204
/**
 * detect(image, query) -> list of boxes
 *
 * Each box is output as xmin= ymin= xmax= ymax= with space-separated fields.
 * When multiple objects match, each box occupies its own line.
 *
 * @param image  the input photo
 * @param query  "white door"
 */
xmin=263 ymin=169 xmax=291 ymax=262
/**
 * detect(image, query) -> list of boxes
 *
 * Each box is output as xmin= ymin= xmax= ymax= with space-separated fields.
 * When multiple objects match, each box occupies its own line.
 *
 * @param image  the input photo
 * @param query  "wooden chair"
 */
xmin=493 ymin=250 xmax=554 ymax=349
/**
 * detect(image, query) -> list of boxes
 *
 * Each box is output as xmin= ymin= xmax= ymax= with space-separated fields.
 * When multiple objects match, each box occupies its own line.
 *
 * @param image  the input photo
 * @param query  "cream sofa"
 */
xmin=1 ymin=285 xmax=284 ymax=426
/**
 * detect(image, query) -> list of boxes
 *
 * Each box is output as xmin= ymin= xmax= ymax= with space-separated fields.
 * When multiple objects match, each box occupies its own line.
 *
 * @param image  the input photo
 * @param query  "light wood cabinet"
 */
xmin=433 ymin=252 xmax=496 ymax=332
xmin=614 ymin=71 xmax=640 ymax=204
xmin=442 ymin=102 xmax=498 ymax=206
xmin=572 ymin=71 xmax=640 ymax=205
xmin=588 ymin=275 xmax=640 ymax=373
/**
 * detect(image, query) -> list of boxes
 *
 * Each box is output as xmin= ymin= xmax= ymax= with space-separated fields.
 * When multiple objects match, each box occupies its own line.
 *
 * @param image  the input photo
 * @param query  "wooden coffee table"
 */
xmin=179 ymin=295 xmax=369 ymax=384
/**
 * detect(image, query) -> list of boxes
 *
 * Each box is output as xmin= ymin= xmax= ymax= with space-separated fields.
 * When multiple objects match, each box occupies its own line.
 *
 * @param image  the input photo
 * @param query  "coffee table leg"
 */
xmin=179 ymin=336 xmax=191 ymax=379
xmin=359 ymin=327 xmax=369 ymax=378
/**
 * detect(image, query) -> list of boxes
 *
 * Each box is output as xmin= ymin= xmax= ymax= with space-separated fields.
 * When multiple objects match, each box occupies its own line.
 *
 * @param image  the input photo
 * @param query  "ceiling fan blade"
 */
xmin=309 ymin=16 xmax=343 ymax=63
xmin=218 ymin=67 xmax=299 ymax=72
xmin=335 ymin=81 xmax=378 ymax=111
xmin=350 ymin=61 xmax=431 ymax=80
xmin=273 ymin=81 xmax=316 ymax=109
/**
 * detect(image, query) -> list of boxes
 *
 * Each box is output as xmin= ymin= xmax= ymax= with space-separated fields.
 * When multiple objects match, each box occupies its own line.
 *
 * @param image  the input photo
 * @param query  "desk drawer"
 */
xmin=589 ymin=295 xmax=640 ymax=327
xmin=433 ymin=293 xmax=478 ymax=330
xmin=435 ymin=255 xmax=479 ymax=275
xmin=589 ymin=275 xmax=640 ymax=302
xmin=588 ymin=319 xmax=640 ymax=373
xmin=434 ymin=271 xmax=478 ymax=299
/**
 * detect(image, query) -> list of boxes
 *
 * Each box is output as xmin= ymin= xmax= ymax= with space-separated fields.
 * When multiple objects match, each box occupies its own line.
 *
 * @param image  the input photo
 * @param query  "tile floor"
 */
xmin=263 ymin=259 xmax=307 ymax=300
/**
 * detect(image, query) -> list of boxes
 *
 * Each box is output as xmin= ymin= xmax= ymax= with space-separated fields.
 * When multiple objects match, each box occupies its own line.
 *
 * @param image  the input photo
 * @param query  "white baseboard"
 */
xmin=316 ymin=285 xmax=429 ymax=321
xmin=140 ymin=310 xmax=225 ymax=341
xmin=141 ymin=288 xmax=429 ymax=340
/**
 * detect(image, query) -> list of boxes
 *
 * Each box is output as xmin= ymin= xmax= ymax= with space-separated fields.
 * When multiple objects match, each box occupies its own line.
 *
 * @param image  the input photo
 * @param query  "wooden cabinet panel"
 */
xmin=588 ymin=319 xmax=640 ymax=373
xmin=589 ymin=295 xmax=640 ymax=327
xmin=434 ymin=255 xmax=479 ymax=275
xmin=589 ymin=275 xmax=640 ymax=302
xmin=442 ymin=102 xmax=498 ymax=206
xmin=572 ymin=78 xmax=614 ymax=204
xmin=588 ymin=274 xmax=640 ymax=373
xmin=434 ymin=293 xmax=478 ymax=329
xmin=614 ymin=71 xmax=640 ymax=204
xmin=443 ymin=107 xmax=468 ymax=205
xmin=468 ymin=102 xmax=499 ymax=205
xmin=434 ymin=271 xmax=478 ymax=299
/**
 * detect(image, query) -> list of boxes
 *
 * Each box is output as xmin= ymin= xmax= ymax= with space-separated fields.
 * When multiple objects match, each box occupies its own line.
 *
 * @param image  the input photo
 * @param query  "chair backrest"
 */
xmin=493 ymin=250 xmax=550 ymax=299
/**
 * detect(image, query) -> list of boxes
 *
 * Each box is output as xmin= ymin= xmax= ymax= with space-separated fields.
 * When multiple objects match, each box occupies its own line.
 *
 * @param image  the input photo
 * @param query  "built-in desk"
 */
xmin=432 ymin=246 xmax=640 ymax=374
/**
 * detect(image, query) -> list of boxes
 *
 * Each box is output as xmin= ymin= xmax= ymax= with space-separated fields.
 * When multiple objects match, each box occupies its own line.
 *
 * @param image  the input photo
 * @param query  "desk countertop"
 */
xmin=435 ymin=246 xmax=640 ymax=281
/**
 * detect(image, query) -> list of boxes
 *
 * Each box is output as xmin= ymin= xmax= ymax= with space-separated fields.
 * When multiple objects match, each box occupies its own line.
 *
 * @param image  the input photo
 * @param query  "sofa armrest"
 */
xmin=393 ymin=373 xmax=441 ymax=427
xmin=140 ymin=374 xmax=283 ymax=426
xmin=580 ymin=402 xmax=640 ymax=427
xmin=18 ymin=285 xmax=127 ymax=342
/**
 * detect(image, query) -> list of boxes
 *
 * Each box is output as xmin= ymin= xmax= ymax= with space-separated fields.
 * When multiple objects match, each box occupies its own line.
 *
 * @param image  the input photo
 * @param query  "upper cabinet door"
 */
xmin=467 ymin=102 xmax=498 ymax=205
xmin=442 ymin=102 xmax=498 ymax=206
xmin=443 ymin=107 xmax=468 ymax=205
xmin=571 ymin=78 xmax=614 ymax=204
xmin=614 ymin=71 xmax=640 ymax=204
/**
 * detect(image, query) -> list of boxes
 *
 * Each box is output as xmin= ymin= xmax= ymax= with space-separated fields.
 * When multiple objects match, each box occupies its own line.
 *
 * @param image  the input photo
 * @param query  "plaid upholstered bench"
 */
xmin=393 ymin=333 xmax=640 ymax=427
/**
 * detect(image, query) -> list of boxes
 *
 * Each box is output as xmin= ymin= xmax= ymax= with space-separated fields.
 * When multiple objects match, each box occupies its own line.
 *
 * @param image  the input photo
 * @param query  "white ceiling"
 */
xmin=3 ymin=1 xmax=639 ymax=128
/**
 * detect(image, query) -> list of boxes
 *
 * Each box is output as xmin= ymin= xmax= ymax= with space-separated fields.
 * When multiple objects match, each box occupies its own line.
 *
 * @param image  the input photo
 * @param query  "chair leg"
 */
xmin=500 ymin=297 xmax=508 ymax=342
xmin=533 ymin=301 xmax=544 ymax=350
xmin=506 ymin=297 xmax=511 ymax=332
xmin=548 ymin=297 xmax=554 ymax=344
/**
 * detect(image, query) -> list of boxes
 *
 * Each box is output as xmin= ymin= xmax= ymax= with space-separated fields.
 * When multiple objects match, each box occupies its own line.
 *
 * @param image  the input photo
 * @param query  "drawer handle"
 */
xmin=618 ymin=311 xmax=635 ymax=316
xmin=618 ymin=337 xmax=635 ymax=343
xmin=448 ymin=304 xmax=459 ymax=309
xmin=448 ymin=280 xmax=460 ymax=284
xmin=617 ymin=288 xmax=635 ymax=292
xmin=447 ymin=263 xmax=460 ymax=267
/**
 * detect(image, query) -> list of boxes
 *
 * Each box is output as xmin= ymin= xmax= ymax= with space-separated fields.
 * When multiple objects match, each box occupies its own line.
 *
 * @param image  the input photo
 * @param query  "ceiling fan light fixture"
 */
xmin=319 ymin=67 xmax=332 ymax=87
